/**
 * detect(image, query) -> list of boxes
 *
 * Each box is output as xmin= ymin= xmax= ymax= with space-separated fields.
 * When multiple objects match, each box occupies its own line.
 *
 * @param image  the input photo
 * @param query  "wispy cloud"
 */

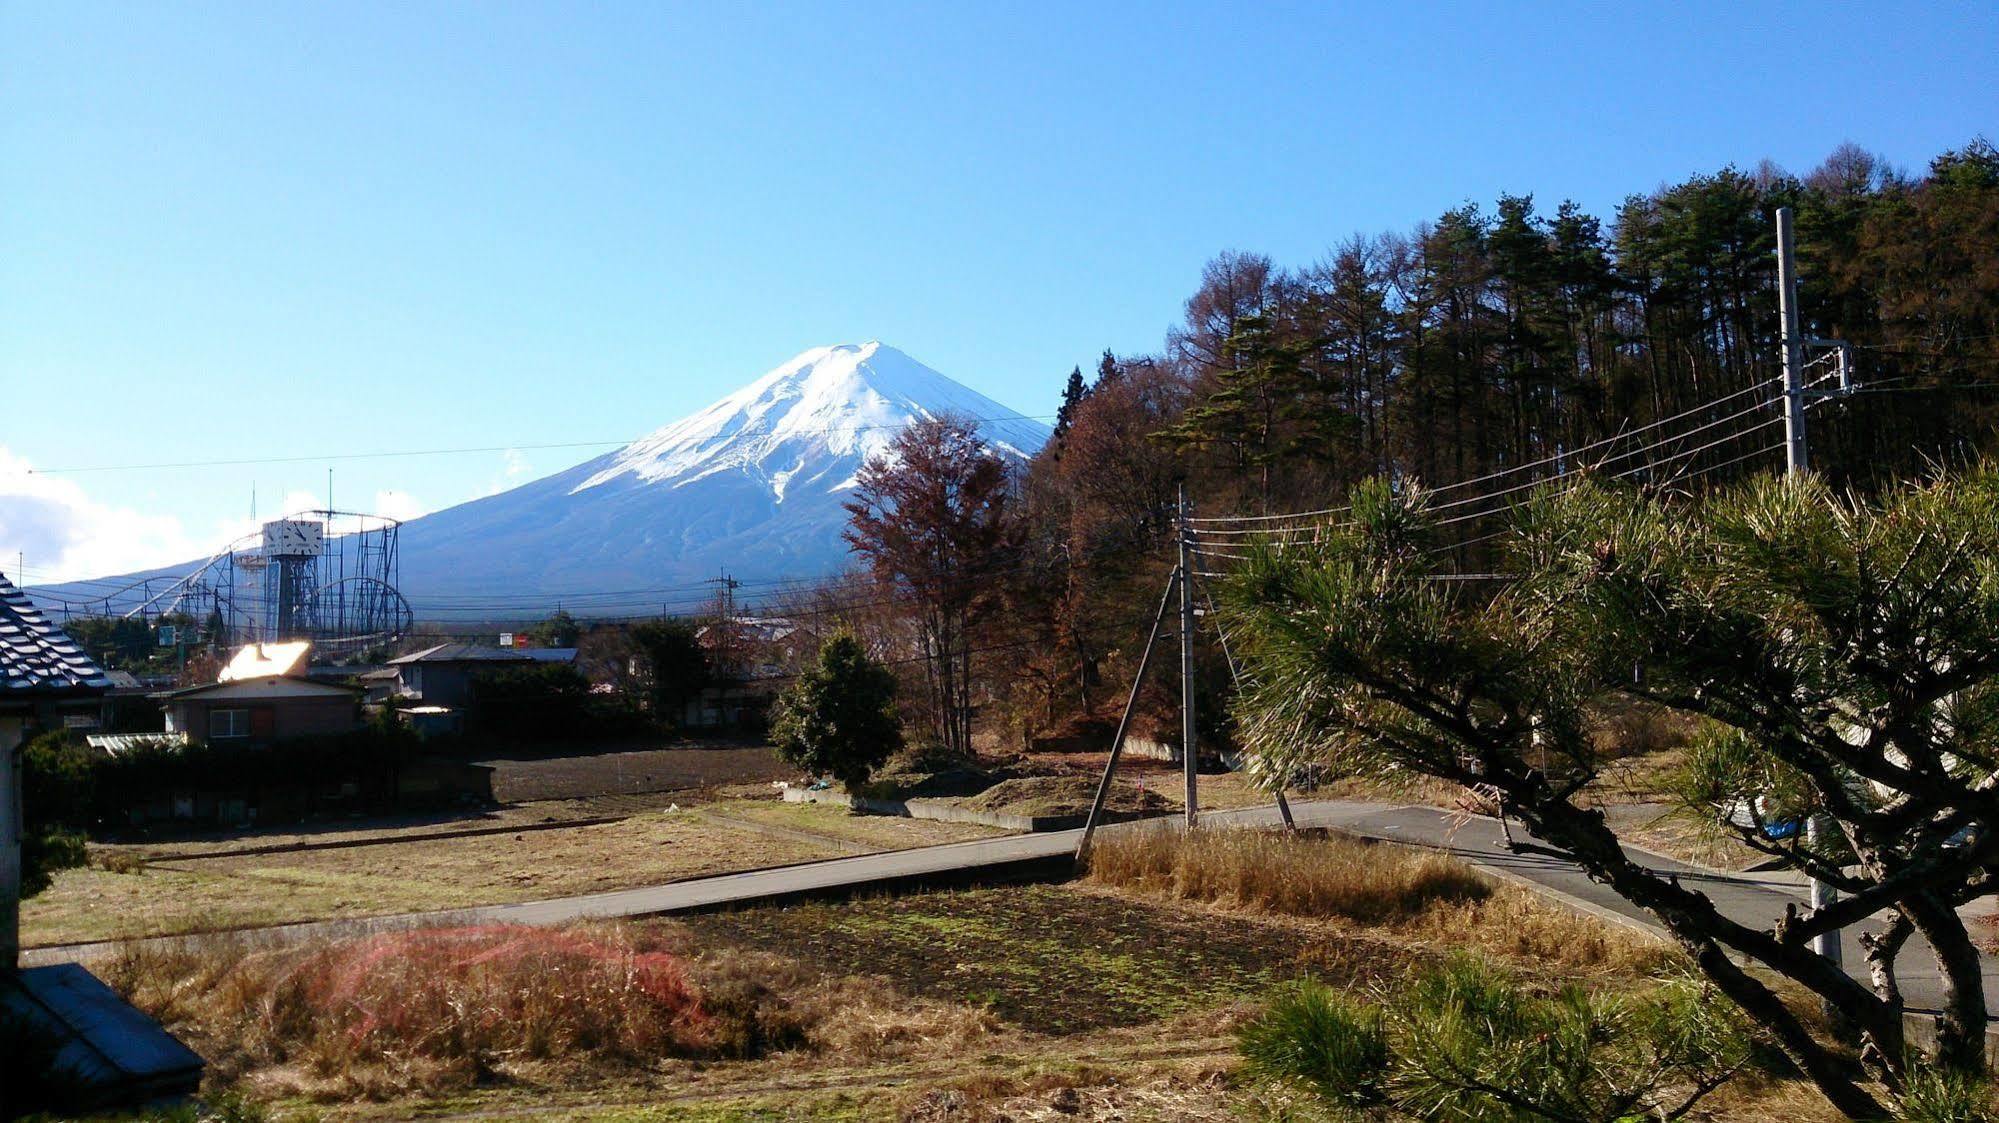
xmin=0 ymin=444 xmax=208 ymax=584
xmin=0 ymin=449 xmax=437 ymax=586
xmin=486 ymin=448 xmax=533 ymax=496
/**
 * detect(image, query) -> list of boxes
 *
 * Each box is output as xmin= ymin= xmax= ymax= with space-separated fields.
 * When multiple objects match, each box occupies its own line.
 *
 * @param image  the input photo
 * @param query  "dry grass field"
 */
xmin=87 ymin=829 xmax=1859 ymax=1123
xmin=21 ymin=798 xmax=1001 ymax=948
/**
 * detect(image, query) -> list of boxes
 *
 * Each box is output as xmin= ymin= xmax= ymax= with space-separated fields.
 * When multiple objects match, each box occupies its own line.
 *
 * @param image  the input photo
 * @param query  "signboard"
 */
xmin=157 ymin=624 xmax=177 ymax=647
xmin=498 ymin=632 xmax=514 ymax=647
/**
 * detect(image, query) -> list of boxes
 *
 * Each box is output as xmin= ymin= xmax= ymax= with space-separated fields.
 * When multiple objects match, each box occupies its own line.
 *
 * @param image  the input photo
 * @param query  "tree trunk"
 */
xmin=1905 ymin=892 xmax=1993 ymax=1074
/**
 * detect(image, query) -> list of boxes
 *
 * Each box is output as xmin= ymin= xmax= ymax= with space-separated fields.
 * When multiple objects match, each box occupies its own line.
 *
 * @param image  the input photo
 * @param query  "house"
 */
xmin=216 ymin=639 xmax=311 ymax=681
xmin=385 ymin=642 xmax=578 ymax=709
xmin=1 ymin=573 xmax=112 ymax=967
xmin=157 ymin=675 xmax=364 ymax=747
xmin=0 ymin=571 xmax=204 ymax=1107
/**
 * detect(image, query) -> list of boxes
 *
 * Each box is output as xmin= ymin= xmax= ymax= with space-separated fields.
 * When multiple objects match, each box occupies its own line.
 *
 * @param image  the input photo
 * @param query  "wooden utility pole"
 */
xmin=1177 ymin=484 xmax=1199 ymax=827
xmin=1077 ymin=566 xmax=1180 ymax=857
xmin=1777 ymin=205 xmax=1842 ymax=974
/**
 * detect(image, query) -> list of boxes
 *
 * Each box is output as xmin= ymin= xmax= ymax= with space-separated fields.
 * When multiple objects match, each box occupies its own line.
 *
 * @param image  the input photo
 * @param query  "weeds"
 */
xmin=107 ymin=919 xmax=999 ymax=1103
xmin=1896 ymin=1065 xmax=1998 ymax=1123
xmin=91 ymin=849 xmax=150 ymax=875
xmin=1086 ymin=826 xmax=1489 ymax=925
xmin=1085 ymin=826 xmax=1665 ymax=974
xmin=108 ymin=924 xmax=712 ymax=1099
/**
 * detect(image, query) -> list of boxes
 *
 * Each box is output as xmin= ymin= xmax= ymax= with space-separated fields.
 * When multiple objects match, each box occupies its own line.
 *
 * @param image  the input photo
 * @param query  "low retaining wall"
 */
xmin=779 ymin=786 xmax=1162 ymax=833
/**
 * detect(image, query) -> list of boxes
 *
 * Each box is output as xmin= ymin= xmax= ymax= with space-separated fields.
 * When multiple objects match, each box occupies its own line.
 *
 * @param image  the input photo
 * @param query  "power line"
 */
xmin=16 ymin=412 xmax=1059 ymax=475
xmin=1187 ymin=377 xmax=1780 ymax=526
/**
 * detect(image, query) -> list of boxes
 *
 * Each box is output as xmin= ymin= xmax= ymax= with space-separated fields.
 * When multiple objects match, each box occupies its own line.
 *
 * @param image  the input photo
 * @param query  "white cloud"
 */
xmin=371 ymin=489 xmax=427 ymax=523
xmin=0 ymin=452 xmax=437 ymax=587
xmin=0 ymin=445 xmax=209 ymax=585
xmin=486 ymin=449 xmax=533 ymax=496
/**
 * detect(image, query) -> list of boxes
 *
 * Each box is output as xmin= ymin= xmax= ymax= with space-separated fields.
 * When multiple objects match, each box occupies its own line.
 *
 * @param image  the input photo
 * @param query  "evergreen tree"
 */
xmin=1051 ymin=365 xmax=1088 ymax=442
xmin=630 ymin=618 xmax=710 ymax=724
xmin=1220 ymin=471 xmax=1999 ymax=1116
xmin=1094 ymin=347 xmax=1120 ymax=387
xmin=770 ymin=632 xmax=902 ymax=789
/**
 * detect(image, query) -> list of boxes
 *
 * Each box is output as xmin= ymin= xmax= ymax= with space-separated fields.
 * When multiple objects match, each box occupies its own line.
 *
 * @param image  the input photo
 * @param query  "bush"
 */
xmin=467 ymin=663 xmax=591 ymax=740
xmin=17 ymin=730 xmax=96 ymax=896
xmin=91 ymin=721 xmax=416 ymax=824
xmin=770 ymin=632 xmax=902 ymax=789
xmin=1240 ymin=955 xmax=1757 ymax=1122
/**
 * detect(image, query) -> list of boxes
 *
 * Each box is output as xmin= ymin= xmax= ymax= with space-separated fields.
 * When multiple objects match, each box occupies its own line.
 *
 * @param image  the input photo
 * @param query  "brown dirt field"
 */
xmin=666 ymin=883 xmax=1406 ymax=1036
xmin=479 ymin=744 xmax=793 ymax=802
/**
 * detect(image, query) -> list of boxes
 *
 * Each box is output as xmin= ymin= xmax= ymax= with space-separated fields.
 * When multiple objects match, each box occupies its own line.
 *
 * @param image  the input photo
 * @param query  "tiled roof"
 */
xmin=0 ymin=571 xmax=111 ymax=695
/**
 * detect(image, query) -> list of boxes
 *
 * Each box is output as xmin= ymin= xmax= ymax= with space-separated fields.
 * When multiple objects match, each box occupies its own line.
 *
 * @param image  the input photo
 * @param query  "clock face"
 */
xmin=263 ymin=519 xmax=325 ymax=556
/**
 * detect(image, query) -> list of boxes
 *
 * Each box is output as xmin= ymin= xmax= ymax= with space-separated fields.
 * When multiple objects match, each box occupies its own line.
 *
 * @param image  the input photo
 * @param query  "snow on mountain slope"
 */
xmin=387 ymin=342 xmax=1049 ymax=603
xmin=573 ymin=341 xmax=1046 ymax=497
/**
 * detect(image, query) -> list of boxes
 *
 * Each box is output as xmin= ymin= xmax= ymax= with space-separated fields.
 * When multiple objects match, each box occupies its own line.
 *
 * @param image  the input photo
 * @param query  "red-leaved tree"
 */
xmin=844 ymin=416 xmax=1019 ymax=756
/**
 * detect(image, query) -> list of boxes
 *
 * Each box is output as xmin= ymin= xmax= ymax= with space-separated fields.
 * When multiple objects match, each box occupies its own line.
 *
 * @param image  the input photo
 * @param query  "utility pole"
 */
xmin=1178 ymin=483 xmax=1199 ymax=828
xmin=1078 ymin=566 xmax=1180 ymax=858
xmin=1777 ymin=204 xmax=1842 ymax=974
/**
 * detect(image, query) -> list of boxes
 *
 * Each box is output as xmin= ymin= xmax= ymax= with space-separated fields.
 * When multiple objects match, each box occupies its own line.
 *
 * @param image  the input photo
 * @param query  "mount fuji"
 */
xmin=387 ymin=342 xmax=1050 ymax=607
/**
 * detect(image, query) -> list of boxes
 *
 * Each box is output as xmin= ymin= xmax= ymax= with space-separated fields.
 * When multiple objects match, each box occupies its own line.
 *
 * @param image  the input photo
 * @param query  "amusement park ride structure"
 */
xmin=88 ymin=510 xmax=413 ymax=654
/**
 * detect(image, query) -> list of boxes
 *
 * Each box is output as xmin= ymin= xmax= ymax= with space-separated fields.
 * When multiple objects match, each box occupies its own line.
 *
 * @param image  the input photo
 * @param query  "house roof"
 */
xmin=157 ymin=675 xmax=362 ymax=701
xmin=0 ymin=571 xmax=111 ymax=696
xmin=0 ymin=964 xmax=204 ymax=1105
xmin=388 ymin=642 xmax=533 ymax=665
xmin=387 ymin=643 xmax=576 ymax=665
xmin=218 ymin=640 xmax=312 ymax=682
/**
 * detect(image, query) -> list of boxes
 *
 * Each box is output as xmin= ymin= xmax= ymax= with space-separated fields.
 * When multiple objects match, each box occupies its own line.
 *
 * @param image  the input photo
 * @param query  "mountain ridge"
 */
xmin=33 ymin=343 xmax=1048 ymax=616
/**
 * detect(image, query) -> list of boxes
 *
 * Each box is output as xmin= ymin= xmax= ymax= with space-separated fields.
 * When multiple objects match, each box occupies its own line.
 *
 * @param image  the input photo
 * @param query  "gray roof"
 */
xmin=0 ymin=571 xmax=111 ymax=695
xmin=388 ymin=643 xmax=575 ymax=665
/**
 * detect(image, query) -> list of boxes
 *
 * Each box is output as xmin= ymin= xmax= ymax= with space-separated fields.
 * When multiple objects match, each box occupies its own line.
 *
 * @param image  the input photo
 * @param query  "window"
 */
xmin=210 ymin=708 xmax=251 ymax=740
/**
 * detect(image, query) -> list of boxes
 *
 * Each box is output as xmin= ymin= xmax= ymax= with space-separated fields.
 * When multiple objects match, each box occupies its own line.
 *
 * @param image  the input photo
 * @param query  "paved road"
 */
xmin=25 ymin=798 xmax=1996 ymax=1034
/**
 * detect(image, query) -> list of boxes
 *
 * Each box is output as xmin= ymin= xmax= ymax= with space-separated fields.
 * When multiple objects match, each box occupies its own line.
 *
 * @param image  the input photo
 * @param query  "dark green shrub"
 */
xmin=1239 ymin=955 xmax=1756 ymax=1122
xmin=467 ymin=663 xmax=591 ymax=740
xmin=769 ymin=632 xmax=901 ymax=789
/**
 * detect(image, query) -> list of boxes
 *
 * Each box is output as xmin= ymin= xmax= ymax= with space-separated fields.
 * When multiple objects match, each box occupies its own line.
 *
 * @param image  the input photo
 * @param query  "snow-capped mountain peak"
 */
xmin=572 ymin=341 xmax=1045 ymax=500
xmin=39 ymin=342 xmax=1050 ymax=607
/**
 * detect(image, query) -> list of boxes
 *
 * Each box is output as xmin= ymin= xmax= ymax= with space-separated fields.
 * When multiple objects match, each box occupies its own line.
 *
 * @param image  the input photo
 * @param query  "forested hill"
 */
xmin=1005 ymin=141 xmax=1998 ymax=719
xmin=1039 ymin=140 xmax=1999 ymax=524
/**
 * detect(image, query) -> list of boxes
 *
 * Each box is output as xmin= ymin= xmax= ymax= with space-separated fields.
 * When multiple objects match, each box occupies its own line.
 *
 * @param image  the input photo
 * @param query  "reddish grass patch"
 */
xmin=275 ymin=924 xmax=709 ymax=1065
xmin=110 ymin=923 xmax=721 ymax=1097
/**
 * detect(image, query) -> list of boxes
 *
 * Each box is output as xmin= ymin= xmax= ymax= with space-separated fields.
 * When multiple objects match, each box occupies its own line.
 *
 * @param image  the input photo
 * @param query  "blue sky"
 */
xmin=3 ymin=1 xmax=1995 ymax=582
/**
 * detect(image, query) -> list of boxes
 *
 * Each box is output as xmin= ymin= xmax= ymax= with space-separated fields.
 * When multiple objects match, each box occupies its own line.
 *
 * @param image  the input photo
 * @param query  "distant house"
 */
xmin=157 ymin=676 xmax=364 ymax=747
xmin=216 ymin=639 xmax=312 ymax=681
xmin=386 ymin=642 xmax=578 ymax=709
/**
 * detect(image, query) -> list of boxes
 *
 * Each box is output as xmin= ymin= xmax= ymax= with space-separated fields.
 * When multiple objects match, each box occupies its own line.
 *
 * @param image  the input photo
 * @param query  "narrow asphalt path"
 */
xmin=25 ymin=798 xmax=1996 ymax=1037
xmin=1333 ymin=803 xmax=1998 ymax=1031
xmin=21 ymin=800 xmax=1397 ymax=967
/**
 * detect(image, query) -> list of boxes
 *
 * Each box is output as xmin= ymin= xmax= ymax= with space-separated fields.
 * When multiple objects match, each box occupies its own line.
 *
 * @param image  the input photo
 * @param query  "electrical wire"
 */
xmin=17 ymin=412 xmax=1060 ymax=475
